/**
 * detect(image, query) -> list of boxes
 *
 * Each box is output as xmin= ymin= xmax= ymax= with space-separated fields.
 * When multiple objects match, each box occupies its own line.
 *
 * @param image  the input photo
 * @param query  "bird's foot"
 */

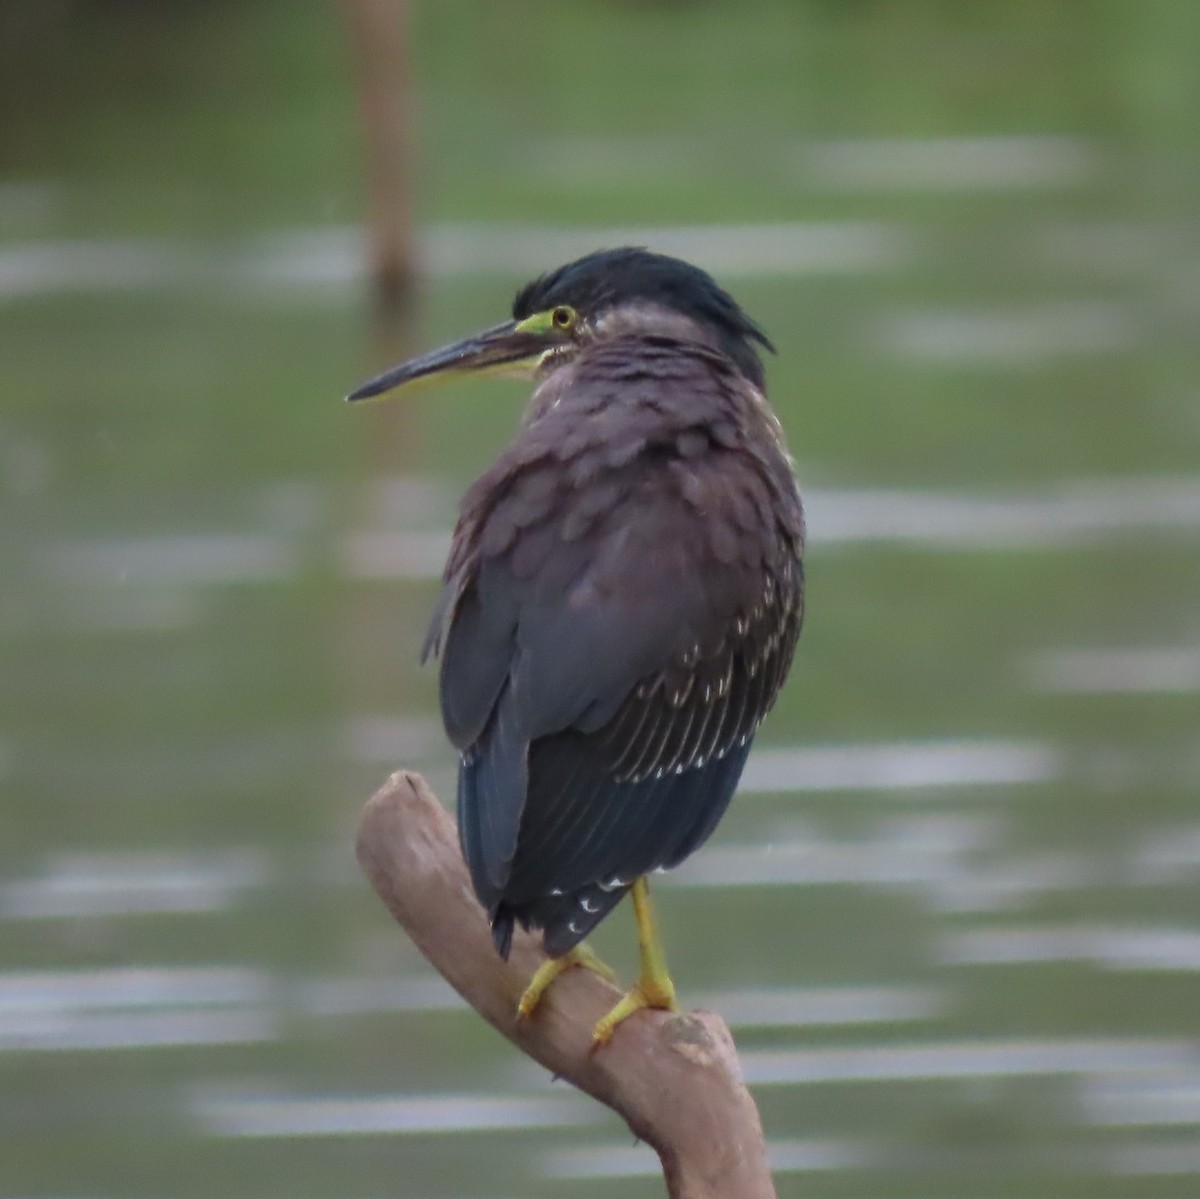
xmin=590 ymin=968 xmax=678 ymax=1049
xmin=589 ymin=875 xmax=679 ymax=1048
xmin=516 ymin=942 xmax=617 ymax=1022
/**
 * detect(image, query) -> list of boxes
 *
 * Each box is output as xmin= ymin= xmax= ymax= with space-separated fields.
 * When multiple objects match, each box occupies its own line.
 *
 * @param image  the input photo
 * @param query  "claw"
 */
xmin=590 ymin=975 xmax=678 ymax=1049
xmin=516 ymin=942 xmax=618 ymax=1021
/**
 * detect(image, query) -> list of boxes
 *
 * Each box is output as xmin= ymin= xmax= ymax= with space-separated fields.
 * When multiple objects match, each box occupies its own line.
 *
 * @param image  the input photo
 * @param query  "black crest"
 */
xmin=512 ymin=247 xmax=775 ymax=388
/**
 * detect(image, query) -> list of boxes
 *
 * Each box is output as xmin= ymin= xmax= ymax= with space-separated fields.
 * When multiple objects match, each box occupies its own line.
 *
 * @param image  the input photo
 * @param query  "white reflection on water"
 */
xmin=807 ymin=477 xmax=1200 ymax=550
xmin=1043 ymin=220 xmax=1194 ymax=277
xmin=942 ymin=924 xmax=1200 ymax=972
xmin=525 ymin=134 xmax=1096 ymax=194
xmin=1108 ymin=1141 xmax=1200 ymax=1177
xmin=0 ymin=237 xmax=196 ymax=298
xmin=741 ymin=1038 xmax=1199 ymax=1086
xmin=58 ymin=589 xmax=204 ymax=633
xmin=739 ymin=740 xmax=1059 ymax=793
xmin=666 ymin=814 xmax=1094 ymax=914
xmin=693 ymin=985 xmax=943 ymax=1028
xmin=878 ymin=300 xmax=1138 ymax=365
xmin=0 ymin=1009 xmax=275 ymax=1052
xmin=0 ymin=966 xmax=268 ymax=1011
xmin=1130 ymin=824 xmax=1200 ymax=884
xmin=298 ymin=974 xmax=461 ymax=1016
xmin=0 ymin=966 xmax=276 ymax=1051
xmin=798 ymin=134 xmax=1096 ymax=191
xmin=341 ymin=529 xmax=455 ymax=581
xmin=193 ymin=1090 xmax=601 ymax=1137
xmin=1029 ymin=647 xmax=1200 ymax=695
xmin=46 ymin=533 xmax=299 ymax=587
xmin=0 ymin=849 xmax=269 ymax=919
xmin=669 ymin=829 xmax=988 ymax=891
xmin=544 ymin=1137 xmax=874 ymax=1179
xmin=1084 ymin=1073 xmax=1200 ymax=1127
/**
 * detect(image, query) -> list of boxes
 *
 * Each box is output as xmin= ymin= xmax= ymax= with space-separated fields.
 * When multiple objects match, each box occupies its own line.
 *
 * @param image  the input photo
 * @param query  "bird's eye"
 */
xmin=551 ymin=305 xmax=577 ymax=331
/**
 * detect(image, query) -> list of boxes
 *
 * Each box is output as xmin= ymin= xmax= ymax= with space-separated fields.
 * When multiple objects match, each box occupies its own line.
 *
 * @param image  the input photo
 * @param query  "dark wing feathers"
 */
xmin=433 ymin=339 xmax=804 ymax=954
xmin=434 ymin=582 xmax=515 ymax=750
xmin=456 ymin=685 xmax=529 ymax=900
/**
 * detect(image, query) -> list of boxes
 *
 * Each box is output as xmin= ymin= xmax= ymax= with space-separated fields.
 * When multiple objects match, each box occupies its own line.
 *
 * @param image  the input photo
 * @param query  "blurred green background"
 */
xmin=1 ymin=2 xmax=1199 ymax=1196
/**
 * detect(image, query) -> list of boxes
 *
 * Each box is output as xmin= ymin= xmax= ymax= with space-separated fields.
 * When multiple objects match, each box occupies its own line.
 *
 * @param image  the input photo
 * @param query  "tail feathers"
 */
xmin=492 ymin=883 xmax=630 ymax=960
xmin=457 ymin=693 xmax=529 ymax=905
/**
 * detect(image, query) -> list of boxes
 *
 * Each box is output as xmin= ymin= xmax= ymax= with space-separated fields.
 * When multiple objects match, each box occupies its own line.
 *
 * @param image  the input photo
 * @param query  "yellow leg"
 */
xmin=517 ymin=942 xmax=617 ymax=1021
xmin=591 ymin=877 xmax=679 ymax=1048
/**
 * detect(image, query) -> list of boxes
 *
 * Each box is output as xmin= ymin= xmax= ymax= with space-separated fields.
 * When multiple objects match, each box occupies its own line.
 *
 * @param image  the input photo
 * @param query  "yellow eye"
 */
xmin=551 ymin=305 xmax=577 ymax=331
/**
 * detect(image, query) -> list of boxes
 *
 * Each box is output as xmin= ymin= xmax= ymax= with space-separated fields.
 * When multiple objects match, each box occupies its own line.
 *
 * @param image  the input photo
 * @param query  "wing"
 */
xmin=429 ymin=340 xmax=804 ymax=933
xmin=504 ymin=542 xmax=802 ymax=907
xmin=436 ymin=435 xmax=802 ymax=920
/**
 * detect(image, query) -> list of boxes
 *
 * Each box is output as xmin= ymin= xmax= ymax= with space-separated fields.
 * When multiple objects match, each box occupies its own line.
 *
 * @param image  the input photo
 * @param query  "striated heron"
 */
xmin=348 ymin=248 xmax=804 ymax=1045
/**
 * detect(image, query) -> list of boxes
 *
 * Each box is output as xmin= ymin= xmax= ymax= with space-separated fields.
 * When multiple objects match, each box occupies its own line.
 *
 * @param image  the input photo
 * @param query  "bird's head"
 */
xmin=345 ymin=247 xmax=774 ymax=403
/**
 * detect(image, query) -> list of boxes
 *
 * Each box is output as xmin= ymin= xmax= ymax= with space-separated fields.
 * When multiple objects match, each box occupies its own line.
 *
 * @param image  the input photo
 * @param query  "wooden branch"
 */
xmin=356 ymin=770 xmax=776 ymax=1199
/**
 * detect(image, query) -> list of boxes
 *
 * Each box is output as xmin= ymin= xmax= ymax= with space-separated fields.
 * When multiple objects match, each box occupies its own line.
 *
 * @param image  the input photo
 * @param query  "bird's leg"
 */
xmin=517 ymin=942 xmax=617 ymax=1021
xmin=591 ymin=877 xmax=679 ymax=1048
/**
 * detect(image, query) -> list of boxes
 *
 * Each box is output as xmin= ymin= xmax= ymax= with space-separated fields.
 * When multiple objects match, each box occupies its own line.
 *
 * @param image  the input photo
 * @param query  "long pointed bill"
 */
xmin=345 ymin=320 xmax=554 ymax=402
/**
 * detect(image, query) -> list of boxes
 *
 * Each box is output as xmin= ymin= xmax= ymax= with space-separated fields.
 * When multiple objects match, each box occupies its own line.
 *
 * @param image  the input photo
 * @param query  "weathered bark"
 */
xmin=355 ymin=770 xmax=777 ymax=1199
